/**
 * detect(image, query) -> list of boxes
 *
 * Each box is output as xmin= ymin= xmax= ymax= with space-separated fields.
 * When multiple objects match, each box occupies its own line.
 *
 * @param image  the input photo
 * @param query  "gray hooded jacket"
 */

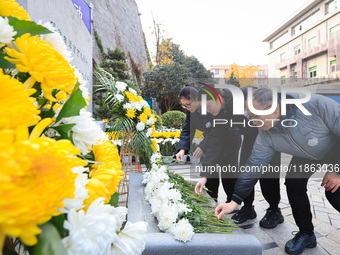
xmin=232 ymin=93 xmax=340 ymax=204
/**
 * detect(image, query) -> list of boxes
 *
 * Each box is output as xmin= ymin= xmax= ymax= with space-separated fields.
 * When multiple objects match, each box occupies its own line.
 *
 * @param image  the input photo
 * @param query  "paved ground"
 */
xmin=120 ymin=153 xmax=340 ymax=254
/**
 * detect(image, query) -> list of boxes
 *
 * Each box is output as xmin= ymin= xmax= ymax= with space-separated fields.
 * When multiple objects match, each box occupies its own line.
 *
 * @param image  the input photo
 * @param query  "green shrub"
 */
xmin=161 ymin=111 xmax=186 ymax=129
xmin=151 ymin=109 xmax=162 ymax=130
xmin=159 ymin=140 xmax=179 ymax=156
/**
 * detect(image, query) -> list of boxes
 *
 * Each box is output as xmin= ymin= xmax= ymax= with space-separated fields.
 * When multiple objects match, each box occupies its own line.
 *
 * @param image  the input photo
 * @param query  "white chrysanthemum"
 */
xmin=0 ymin=17 xmax=16 ymax=44
xmin=115 ymin=94 xmax=124 ymax=102
xmin=177 ymin=202 xmax=192 ymax=215
xmin=170 ymin=219 xmax=194 ymax=243
xmin=61 ymin=166 xmax=90 ymax=213
xmin=112 ymin=221 xmax=148 ymax=255
xmin=62 ymin=198 xmax=128 ymax=255
xmin=140 ymin=100 xmax=149 ymax=108
xmin=136 ymin=122 xmax=145 ymax=131
xmin=73 ymin=68 xmax=90 ymax=100
xmin=116 ymin=81 xmax=127 ymax=92
xmin=41 ymin=21 xmax=73 ymax=63
xmin=60 ymin=109 xmax=108 ymax=154
xmin=123 ymin=103 xmax=132 ymax=109
xmin=158 ymin=207 xmax=178 ymax=231
xmin=128 ymin=88 xmax=137 ymax=95
xmin=150 ymin=152 xmax=161 ymax=164
xmin=149 ymin=197 xmax=163 ymax=216
xmin=131 ymin=102 xmax=143 ymax=111
xmin=146 ymin=128 xmax=153 ymax=137
xmin=166 ymin=189 xmax=182 ymax=202
xmin=145 ymin=117 xmax=155 ymax=125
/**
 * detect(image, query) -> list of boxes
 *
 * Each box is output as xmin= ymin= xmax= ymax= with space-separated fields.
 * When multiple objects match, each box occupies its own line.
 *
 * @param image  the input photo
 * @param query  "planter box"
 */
xmin=128 ymin=173 xmax=262 ymax=255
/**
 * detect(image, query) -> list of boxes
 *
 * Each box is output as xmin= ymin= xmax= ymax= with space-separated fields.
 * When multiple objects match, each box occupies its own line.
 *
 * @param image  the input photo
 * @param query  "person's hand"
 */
xmin=321 ymin=171 xmax=340 ymax=193
xmin=193 ymin=147 xmax=203 ymax=159
xmin=215 ymin=201 xmax=239 ymax=219
xmin=195 ymin=177 xmax=207 ymax=195
xmin=176 ymin=149 xmax=186 ymax=162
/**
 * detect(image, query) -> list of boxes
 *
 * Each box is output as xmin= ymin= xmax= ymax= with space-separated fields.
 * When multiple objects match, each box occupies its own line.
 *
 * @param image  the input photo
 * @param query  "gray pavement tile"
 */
xmin=314 ymin=206 xmax=339 ymax=214
xmin=314 ymin=222 xmax=337 ymax=236
xmin=329 ymin=213 xmax=340 ymax=221
xmin=329 ymin=218 xmax=340 ymax=228
xmin=326 ymin=229 xmax=340 ymax=243
xmin=317 ymin=236 xmax=340 ymax=255
xmin=315 ymin=211 xmax=331 ymax=224
xmin=262 ymin=246 xmax=285 ymax=255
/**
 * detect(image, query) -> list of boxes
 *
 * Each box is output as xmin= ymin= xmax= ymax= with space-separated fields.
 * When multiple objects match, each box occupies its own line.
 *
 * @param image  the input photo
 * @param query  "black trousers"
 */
xmin=240 ymin=127 xmax=281 ymax=209
xmin=205 ymin=177 xmax=237 ymax=202
xmin=285 ymin=155 xmax=340 ymax=235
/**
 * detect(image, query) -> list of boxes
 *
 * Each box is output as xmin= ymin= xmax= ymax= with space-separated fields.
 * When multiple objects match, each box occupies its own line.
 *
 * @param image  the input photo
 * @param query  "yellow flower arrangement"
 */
xmin=83 ymin=141 xmax=124 ymax=210
xmin=126 ymin=108 xmax=135 ymax=118
xmin=151 ymin=131 xmax=181 ymax=139
xmin=0 ymin=69 xmax=41 ymax=129
xmin=151 ymin=139 xmax=158 ymax=151
xmin=5 ymin=33 xmax=78 ymax=102
xmin=139 ymin=112 xmax=148 ymax=123
xmin=144 ymin=107 xmax=151 ymax=116
xmin=0 ymin=0 xmax=30 ymax=20
xmin=0 ymin=127 xmax=87 ymax=247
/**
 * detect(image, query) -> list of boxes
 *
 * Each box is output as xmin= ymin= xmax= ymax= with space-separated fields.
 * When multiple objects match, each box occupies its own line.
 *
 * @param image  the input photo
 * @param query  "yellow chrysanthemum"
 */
xmin=151 ymin=139 xmax=158 ymax=151
xmin=5 ymin=33 xmax=78 ymax=101
xmin=83 ymin=141 xmax=123 ymax=210
xmin=151 ymin=125 xmax=156 ymax=135
xmin=0 ymin=69 xmax=40 ymax=129
xmin=125 ymin=91 xmax=135 ymax=102
xmin=135 ymin=96 xmax=143 ymax=102
xmin=126 ymin=109 xmax=135 ymax=118
xmin=0 ymin=0 xmax=30 ymax=21
xmin=139 ymin=113 xmax=148 ymax=123
xmin=0 ymin=128 xmax=87 ymax=248
xmin=144 ymin=107 xmax=151 ymax=116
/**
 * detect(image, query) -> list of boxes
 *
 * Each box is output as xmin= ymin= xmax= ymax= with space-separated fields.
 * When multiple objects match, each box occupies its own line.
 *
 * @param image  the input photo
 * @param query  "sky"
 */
xmin=135 ymin=0 xmax=309 ymax=69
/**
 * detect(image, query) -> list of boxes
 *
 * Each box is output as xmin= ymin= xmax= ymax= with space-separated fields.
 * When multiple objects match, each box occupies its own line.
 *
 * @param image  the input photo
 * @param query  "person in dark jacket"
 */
xmin=176 ymin=85 xmax=241 ymax=202
xmin=195 ymin=85 xmax=283 ymax=228
xmin=215 ymin=88 xmax=340 ymax=255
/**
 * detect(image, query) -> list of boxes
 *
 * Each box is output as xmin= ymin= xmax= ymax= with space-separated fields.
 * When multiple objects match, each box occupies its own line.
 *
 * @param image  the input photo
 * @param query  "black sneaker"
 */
xmin=231 ymin=205 xmax=257 ymax=224
xmin=259 ymin=208 xmax=284 ymax=229
xmin=285 ymin=232 xmax=316 ymax=255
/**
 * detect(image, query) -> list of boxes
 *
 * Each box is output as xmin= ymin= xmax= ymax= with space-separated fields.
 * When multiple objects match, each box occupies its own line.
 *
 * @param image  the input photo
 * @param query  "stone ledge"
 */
xmin=128 ymin=173 xmax=262 ymax=255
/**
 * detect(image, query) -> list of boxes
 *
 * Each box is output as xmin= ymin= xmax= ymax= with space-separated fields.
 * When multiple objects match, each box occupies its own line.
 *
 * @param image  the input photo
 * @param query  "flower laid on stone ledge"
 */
xmin=143 ymin=152 xmax=238 ymax=242
xmin=0 ymin=1 xmax=147 ymax=254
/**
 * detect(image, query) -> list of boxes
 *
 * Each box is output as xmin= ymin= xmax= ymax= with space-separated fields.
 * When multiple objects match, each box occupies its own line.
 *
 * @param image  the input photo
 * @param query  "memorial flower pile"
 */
xmin=0 ymin=1 xmax=147 ymax=254
xmin=143 ymin=152 xmax=237 ymax=242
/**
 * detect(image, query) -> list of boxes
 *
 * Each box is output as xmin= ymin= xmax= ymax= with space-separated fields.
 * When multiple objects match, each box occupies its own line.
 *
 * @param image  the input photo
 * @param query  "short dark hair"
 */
xmin=178 ymin=84 xmax=198 ymax=101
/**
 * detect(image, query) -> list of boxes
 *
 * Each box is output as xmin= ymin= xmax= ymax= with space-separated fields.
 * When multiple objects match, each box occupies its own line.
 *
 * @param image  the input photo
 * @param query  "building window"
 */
xmin=326 ymin=0 xmax=337 ymax=15
xmin=292 ymin=10 xmax=320 ymax=35
xmin=270 ymin=32 xmax=288 ymax=51
xmin=308 ymin=37 xmax=317 ymax=50
xmin=258 ymin=70 xmax=265 ymax=75
xmin=224 ymin=69 xmax=229 ymax=73
xmin=331 ymin=60 xmax=337 ymax=72
xmin=281 ymin=76 xmax=286 ymax=85
xmin=215 ymin=69 xmax=219 ymax=75
xmin=280 ymin=52 xmax=286 ymax=62
xmin=330 ymin=24 xmax=340 ymax=39
xmin=294 ymin=45 xmax=301 ymax=55
xmin=309 ymin=66 xmax=317 ymax=77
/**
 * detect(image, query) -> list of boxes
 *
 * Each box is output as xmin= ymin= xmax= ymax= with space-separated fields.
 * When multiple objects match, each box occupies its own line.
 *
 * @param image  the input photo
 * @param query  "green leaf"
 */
xmin=0 ymin=50 xmax=15 ymax=69
xmin=8 ymin=17 xmax=52 ymax=38
xmin=56 ymin=82 xmax=86 ymax=122
xmin=32 ymin=222 xmax=68 ymax=255
xmin=109 ymin=192 xmax=120 ymax=207
xmin=52 ymin=124 xmax=76 ymax=140
xmin=49 ymin=214 xmax=68 ymax=238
